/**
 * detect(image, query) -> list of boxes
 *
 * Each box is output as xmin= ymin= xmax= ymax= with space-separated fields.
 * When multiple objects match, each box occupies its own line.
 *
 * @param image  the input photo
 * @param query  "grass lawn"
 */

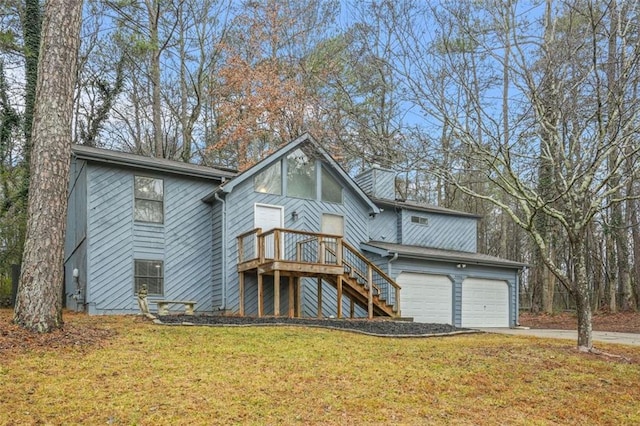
xmin=1 ymin=312 xmax=640 ymax=425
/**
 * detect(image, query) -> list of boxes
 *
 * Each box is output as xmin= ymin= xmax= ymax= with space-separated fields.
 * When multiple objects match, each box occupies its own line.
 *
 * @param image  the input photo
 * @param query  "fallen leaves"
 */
xmin=0 ymin=309 xmax=639 ymax=424
xmin=519 ymin=311 xmax=640 ymax=333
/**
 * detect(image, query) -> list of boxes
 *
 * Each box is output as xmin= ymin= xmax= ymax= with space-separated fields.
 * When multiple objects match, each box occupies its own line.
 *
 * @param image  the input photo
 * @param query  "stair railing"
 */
xmin=340 ymin=241 xmax=401 ymax=317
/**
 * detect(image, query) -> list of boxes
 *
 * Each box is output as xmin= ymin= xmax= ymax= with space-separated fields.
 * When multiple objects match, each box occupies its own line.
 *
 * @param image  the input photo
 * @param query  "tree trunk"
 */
xmin=20 ymin=0 xmax=41 ymax=168
xmin=145 ymin=0 xmax=163 ymax=158
xmin=13 ymin=0 xmax=84 ymax=333
xmin=573 ymin=238 xmax=593 ymax=351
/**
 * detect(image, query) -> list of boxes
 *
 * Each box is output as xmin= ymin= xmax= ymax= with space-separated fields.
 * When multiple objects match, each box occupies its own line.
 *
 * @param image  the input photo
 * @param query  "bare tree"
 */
xmin=14 ymin=0 xmax=83 ymax=332
xmin=387 ymin=0 xmax=640 ymax=351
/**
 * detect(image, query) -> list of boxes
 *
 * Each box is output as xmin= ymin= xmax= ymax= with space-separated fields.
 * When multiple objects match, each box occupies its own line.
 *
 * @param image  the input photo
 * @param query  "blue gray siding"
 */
xmin=354 ymin=167 xmax=396 ymax=199
xmin=64 ymin=158 xmax=88 ymax=310
xmin=400 ymin=209 xmax=477 ymax=252
xmin=369 ymin=209 xmax=397 ymax=242
xmin=211 ymin=200 xmax=223 ymax=310
xmin=85 ymin=164 xmax=215 ymax=314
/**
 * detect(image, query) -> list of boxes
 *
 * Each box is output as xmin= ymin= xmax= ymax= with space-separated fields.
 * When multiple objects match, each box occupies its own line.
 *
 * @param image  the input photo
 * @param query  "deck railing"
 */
xmin=238 ymin=228 xmax=342 ymax=266
xmin=236 ymin=228 xmax=400 ymax=316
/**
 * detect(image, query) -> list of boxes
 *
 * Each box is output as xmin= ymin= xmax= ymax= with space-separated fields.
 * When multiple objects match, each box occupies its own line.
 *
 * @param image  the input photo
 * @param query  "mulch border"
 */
xmin=152 ymin=317 xmax=483 ymax=338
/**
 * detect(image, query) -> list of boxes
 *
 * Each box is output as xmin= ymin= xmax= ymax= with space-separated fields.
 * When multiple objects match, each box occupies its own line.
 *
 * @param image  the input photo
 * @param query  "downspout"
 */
xmin=388 ymin=251 xmax=399 ymax=277
xmin=214 ymin=192 xmax=227 ymax=311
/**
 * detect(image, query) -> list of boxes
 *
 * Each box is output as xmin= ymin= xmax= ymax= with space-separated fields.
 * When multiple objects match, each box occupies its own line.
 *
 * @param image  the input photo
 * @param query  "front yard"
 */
xmin=1 ymin=310 xmax=639 ymax=424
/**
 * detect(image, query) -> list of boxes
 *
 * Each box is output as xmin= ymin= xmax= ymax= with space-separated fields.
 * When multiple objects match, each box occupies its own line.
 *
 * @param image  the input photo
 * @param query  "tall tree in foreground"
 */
xmin=14 ymin=0 xmax=84 ymax=332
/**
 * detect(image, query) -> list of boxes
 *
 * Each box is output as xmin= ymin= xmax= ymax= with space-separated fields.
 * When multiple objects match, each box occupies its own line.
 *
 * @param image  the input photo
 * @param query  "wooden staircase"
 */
xmin=237 ymin=228 xmax=401 ymax=319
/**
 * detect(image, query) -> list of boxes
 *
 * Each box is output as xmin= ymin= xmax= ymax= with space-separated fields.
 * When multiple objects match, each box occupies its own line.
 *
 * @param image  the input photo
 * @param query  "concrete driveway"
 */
xmin=476 ymin=328 xmax=640 ymax=346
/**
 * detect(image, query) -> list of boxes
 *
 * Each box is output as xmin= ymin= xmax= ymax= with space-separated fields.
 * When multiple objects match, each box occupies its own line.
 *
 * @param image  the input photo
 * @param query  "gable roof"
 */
xmin=371 ymin=197 xmax=482 ymax=219
xmin=204 ymin=133 xmax=380 ymax=214
xmin=361 ymin=241 xmax=527 ymax=269
xmin=72 ymin=145 xmax=237 ymax=181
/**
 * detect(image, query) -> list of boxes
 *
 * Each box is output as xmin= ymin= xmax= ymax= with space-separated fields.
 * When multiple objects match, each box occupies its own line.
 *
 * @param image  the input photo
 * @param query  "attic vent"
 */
xmin=411 ymin=216 xmax=428 ymax=226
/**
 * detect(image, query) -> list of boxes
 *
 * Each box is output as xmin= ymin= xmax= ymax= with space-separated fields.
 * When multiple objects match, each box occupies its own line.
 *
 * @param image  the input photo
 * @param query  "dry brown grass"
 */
xmin=1 ymin=310 xmax=640 ymax=425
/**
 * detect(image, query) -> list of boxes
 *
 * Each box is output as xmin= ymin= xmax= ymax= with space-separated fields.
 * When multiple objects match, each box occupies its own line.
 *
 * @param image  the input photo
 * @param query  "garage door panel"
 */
xmin=461 ymin=278 xmax=509 ymax=327
xmin=398 ymin=273 xmax=452 ymax=324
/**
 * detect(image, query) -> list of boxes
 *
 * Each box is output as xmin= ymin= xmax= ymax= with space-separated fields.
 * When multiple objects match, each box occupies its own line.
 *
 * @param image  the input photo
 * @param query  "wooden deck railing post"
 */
xmin=258 ymin=234 xmax=265 ymax=263
xmin=395 ymin=286 xmax=401 ymax=316
xmin=336 ymin=238 xmax=343 ymax=266
xmin=318 ymin=236 xmax=325 ymax=264
xmin=274 ymin=229 xmax=281 ymax=260
xmin=367 ymin=265 xmax=373 ymax=319
xmin=238 ymin=237 xmax=244 ymax=263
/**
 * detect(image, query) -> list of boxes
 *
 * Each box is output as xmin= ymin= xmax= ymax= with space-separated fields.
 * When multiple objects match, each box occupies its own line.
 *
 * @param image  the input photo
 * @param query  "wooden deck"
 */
xmin=236 ymin=228 xmax=401 ymax=319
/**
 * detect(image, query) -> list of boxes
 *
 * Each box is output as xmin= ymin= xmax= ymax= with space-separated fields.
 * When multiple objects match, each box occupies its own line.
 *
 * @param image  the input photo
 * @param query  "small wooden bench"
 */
xmin=156 ymin=300 xmax=197 ymax=315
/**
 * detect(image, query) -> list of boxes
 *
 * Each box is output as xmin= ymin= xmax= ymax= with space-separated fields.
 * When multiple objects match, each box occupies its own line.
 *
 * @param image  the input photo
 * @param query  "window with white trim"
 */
xmin=134 ymin=259 xmax=164 ymax=296
xmin=134 ymin=176 xmax=164 ymax=223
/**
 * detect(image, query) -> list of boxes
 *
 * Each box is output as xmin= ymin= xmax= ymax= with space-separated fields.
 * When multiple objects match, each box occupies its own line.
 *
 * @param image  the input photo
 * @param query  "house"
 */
xmin=64 ymin=133 xmax=525 ymax=327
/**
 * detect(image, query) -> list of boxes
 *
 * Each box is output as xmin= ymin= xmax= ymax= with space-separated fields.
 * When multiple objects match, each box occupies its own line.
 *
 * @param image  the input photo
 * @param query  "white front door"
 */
xmin=254 ymin=204 xmax=284 ymax=259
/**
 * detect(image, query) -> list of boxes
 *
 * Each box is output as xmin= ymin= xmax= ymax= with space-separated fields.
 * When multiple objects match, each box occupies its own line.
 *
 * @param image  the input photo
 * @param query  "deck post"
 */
xmin=274 ymin=270 xmax=280 ymax=316
xmin=288 ymin=276 xmax=295 ymax=318
xmin=317 ymin=277 xmax=323 ymax=318
xmin=336 ymin=238 xmax=343 ymax=266
xmin=239 ymin=272 xmax=245 ymax=316
xmin=274 ymin=229 xmax=281 ymax=260
xmin=350 ymin=298 xmax=355 ymax=318
xmin=296 ymin=277 xmax=302 ymax=317
xmin=318 ymin=237 xmax=325 ymax=263
xmin=395 ymin=286 xmax=401 ymax=316
xmin=336 ymin=276 xmax=343 ymax=319
xmin=367 ymin=265 xmax=373 ymax=319
xmin=258 ymin=272 xmax=264 ymax=317
xmin=238 ymin=237 xmax=244 ymax=263
xmin=258 ymin=234 xmax=265 ymax=263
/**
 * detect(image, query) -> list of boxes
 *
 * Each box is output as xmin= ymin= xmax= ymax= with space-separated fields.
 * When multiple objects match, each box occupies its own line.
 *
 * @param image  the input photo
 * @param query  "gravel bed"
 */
xmin=157 ymin=315 xmax=474 ymax=337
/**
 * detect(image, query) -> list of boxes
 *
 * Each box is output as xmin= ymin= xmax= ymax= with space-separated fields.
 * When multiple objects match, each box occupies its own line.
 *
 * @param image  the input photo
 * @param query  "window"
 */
xmin=287 ymin=148 xmax=316 ymax=199
xmin=411 ymin=216 xmax=429 ymax=226
xmin=254 ymin=162 xmax=282 ymax=195
xmin=134 ymin=176 xmax=164 ymax=223
xmin=134 ymin=260 xmax=164 ymax=296
xmin=321 ymin=166 xmax=342 ymax=204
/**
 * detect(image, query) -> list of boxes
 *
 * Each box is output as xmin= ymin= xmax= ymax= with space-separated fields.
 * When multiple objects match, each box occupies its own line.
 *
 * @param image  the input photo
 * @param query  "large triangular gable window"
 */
xmin=286 ymin=148 xmax=316 ymax=199
xmin=321 ymin=166 xmax=342 ymax=203
xmin=254 ymin=162 xmax=282 ymax=195
xmin=252 ymin=144 xmax=343 ymax=204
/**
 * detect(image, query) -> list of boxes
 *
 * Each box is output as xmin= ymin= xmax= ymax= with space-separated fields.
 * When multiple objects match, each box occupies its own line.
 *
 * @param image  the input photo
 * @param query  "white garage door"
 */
xmin=461 ymin=278 xmax=509 ymax=327
xmin=397 ymin=273 xmax=452 ymax=324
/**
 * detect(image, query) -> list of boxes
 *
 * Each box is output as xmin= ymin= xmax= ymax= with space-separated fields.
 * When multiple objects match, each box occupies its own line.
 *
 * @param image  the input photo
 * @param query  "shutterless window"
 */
xmin=411 ymin=216 xmax=428 ymax=226
xmin=134 ymin=176 xmax=164 ymax=223
xmin=254 ymin=161 xmax=282 ymax=195
xmin=134 ymin=259 xmax=163 ymax=296
xmin=287 ymin=148 xmax=316 ymax=199
xmin=321 ymin=166 xmax=342 ymax=204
